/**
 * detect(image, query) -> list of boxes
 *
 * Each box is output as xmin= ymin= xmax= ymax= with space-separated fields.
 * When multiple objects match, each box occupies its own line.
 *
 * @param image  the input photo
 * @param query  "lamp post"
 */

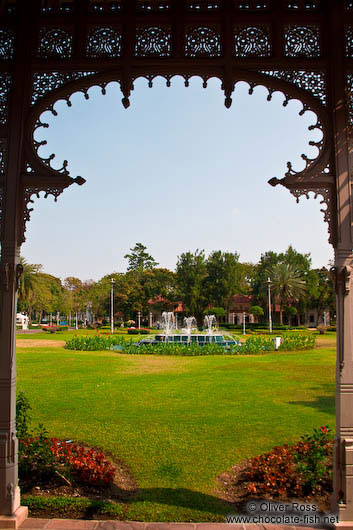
xmin=267 ymin=277 xmax=273 ymax=334
xmin=110 ymin=278 xmax=115 ymax=335
xmin=138 ymin=311 xmax=141 ymax=330
xmin=149 ymin=311 xmax=153 ymax=328
xmin=243 ymin=311 xmax=246 ymax=335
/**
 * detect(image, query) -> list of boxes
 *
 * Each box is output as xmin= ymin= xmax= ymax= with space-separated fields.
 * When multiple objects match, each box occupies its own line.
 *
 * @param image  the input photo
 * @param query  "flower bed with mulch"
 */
xmin=217 ymin=427 xmax=333 ymax=513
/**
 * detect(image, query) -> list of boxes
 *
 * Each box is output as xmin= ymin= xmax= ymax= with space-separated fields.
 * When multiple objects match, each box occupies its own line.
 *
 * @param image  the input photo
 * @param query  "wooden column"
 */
xmin=330 ymin=3 xmax=353 ymax=525
xmin=0 ymin=1 xmax=35 ymax=526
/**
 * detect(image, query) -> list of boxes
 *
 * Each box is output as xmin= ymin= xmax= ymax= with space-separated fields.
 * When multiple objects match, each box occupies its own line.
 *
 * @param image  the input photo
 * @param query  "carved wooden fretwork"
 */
xmin=261 ymin=70 xmax=326 ymax=105
xmin=0 ymin=139 xmax=6 ymax=176
xmin=89 ymin=0 xmax=122 ymax=13
xmin=86 ymin=26 xmax=121 ymax=58
xmin=38 ymin=28 xmax=73 ymax=59
xmin=234 ymin=26 xmax=271 ymax=57
xmin=284 ymin=25 xmax=321 ymax=58
xmin=0 ymin=185 xmax=3 ymax=241
xmin=135 ymin=26 xmax=172 ymax=57
xmin=0 ymin=0 xmax=337 ymax=244
xmin=185 ymin=26 xmax=221 ymax=57
xmin=32 ymin=72 xmax=97 ymax=104
xmin=234 ymin=0 xmax=268 ymax=8
xmin=0 ymin=73 xmax=12 ymax=126
xmin=346 ymin=73 xmax=353 ymax=125
xmin=138 ymin=0 xmax=171 ymax=11
xmin=0 ymin=29 xmax=14 ymax=60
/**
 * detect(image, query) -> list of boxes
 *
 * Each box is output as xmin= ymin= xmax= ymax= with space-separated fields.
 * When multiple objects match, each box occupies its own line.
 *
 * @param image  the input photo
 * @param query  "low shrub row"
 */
xmin=21 ymin=495 xmax=123 ymax=518
xmin=42 ymin=326 xmax=68 ymax=333
xmin=65 ymin=334 xmax=126 ymax=351
xmin=127 ymin=328 xmax=150 ymax=335
xmin=65 ymin=333 xmax=315 ymax=354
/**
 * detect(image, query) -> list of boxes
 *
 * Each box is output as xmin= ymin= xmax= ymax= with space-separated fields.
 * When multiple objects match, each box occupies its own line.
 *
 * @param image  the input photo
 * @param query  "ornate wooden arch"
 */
xmin=1 ymin=0 xmax=353 ymax=526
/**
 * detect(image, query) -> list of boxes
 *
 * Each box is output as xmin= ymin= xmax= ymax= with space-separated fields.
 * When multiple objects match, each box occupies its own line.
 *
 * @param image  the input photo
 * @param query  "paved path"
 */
xmin=18 ymin=520 xmax=323 ymax=530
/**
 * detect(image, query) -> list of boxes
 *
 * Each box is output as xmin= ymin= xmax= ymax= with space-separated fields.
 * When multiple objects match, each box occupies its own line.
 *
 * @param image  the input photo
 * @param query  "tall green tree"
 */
xmin=267 ymin=262 xmax=306 ymax=324
xmin=176 ymin=250 xmax=208 ymax=325
xmin=124 ymin=243 xmax=158 ymax=272
xmin=204 ymin=251 xmax=243 ymax=309
xmin=17 ymin=257 xmax=42 ymax=315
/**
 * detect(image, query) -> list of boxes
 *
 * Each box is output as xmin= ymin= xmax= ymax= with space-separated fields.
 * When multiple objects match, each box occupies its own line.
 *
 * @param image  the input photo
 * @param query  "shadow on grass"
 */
xmin=289 ymin=385 xmax=335 ymax=416
xmin=130 ymin=487 xmax=231 ymax=514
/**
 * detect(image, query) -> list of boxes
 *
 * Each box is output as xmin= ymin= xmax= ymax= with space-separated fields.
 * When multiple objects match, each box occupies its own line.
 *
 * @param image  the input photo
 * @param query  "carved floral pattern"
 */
xmin=38 ymin=28 xmax=73 ymax=58
xmin=136 ymin=26 xmax=171 ymax=56
xmin=234 ymin=26 xmax=271 ymax=57
xmin=261 ymin=70 xmax=326 ymax=105
xmin=137 ymin=0 xmax=171 ymax=11
xmin=286 ymin=1 xmax=318 ymax=8
xmin=284 ymin=25 xmax=320 ymax=57
xmin=346 ymin=73 xmax=353 ymax=125
xmin=86 ymin=27 xmax=121 ymax=58
xmin=346 ymin=26 xmax=353 ymax=58
xmin=185 ymin=26 xmax=221 ymax=57
xmin=90 ymin=1 xmax=122 ymax=12
xmin=187 ymin=1 xmax=220 ymax=10
xmin=0 ymin=29 xmax=14 ymax=60
xmin=0 ymin=73 xmax=11 ymax=126
xmin=41 ymin=0 xmax=74 ymax=12
xmin=32 ymin=71 xmax=97 ymax=104
xmin=0 ymin=139 xmax=6 ymax=175
xmin=235 ymin=1 xmax=268 ymax=8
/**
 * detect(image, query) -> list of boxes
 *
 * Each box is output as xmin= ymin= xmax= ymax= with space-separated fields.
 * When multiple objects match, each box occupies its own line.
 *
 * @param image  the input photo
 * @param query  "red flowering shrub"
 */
xmin=243 ymin=426 xmax=333 ymax=498
xmin=50 ymin=439 xmax=116 ymax=485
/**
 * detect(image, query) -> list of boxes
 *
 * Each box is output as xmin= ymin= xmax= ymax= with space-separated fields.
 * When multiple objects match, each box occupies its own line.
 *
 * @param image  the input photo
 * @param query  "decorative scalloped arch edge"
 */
xmin=23 ymin=67 xmax=333 ymax=243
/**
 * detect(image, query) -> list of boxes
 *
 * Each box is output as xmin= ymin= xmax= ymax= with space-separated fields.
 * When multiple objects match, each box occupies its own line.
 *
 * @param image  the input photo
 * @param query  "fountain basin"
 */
xmin=136 ymin=334 xmax=239 ymax=348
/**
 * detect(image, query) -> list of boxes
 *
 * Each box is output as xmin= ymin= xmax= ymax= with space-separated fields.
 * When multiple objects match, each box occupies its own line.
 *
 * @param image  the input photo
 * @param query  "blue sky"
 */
xmin=23 ymin=76 xmax=332 ymax=280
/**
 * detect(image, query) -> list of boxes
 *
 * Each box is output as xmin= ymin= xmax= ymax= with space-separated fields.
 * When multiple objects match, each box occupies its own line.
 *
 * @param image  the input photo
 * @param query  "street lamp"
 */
xmin=267 ymin=277 xmax=273 ymax=334
xmin=110 ymin=278 xmax=115 ymax=335
xmin=243 ymin=311 xmax=246 ymax=335
xmin=137 ymin=311 xmax=141 ymax=330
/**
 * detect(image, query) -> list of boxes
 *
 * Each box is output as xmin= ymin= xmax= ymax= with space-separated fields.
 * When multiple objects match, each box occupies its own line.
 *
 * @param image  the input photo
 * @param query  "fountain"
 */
xmin=204 ymin=314 xmax=217 ymax=335
xmin=183 ymin=316 xmax=197 ymax=337
xmin=160 ymin=311 xmax=175 ymax=337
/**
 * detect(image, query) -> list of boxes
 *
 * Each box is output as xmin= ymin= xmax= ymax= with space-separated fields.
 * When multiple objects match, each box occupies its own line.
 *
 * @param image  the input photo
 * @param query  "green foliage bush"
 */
xmin=22 ymin=495 xmax=123 ymax=518
xmin=65 ymin=333 xmax=315 ymax=355
xmin=19 ymin=425 xmax=57 ymax=480
xmin=65 ymin=334 xmax=125 ymax=351
xmin=16 ymin=391 xmax=31 ymax=440
xmin=127 ymin=328 xmax=149 ymax=334
xmin=244 ymin=426 xmax=333 ymax=497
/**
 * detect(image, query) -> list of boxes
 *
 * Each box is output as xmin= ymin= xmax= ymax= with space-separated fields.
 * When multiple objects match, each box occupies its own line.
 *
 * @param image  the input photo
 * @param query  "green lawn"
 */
xmin=17 ymin=339 xmax=336 ymax=521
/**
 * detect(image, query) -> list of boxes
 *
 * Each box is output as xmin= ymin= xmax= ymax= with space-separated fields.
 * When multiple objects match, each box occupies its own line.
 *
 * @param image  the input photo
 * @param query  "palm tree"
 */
xmin=18 ymin=257 xmax=42 ymax=320
xmin=267 ymin=263 xmax=306 ymax=325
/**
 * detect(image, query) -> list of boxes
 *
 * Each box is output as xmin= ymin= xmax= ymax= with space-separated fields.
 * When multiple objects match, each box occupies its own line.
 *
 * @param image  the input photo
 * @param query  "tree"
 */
xmin=267 ymin=263 xmax=306 ymax=324
xmin=204 ymin=307 xmax=226 ymax=320
xmin=306 ymin=267 xmax=335 ymax=325
xmin=176 ymin=250 xmax=208 ymax=325
xmin=17 ymin=257 xmax=42 ymax=317
xmin=124 ymin=243 xmax=158 ymax=272
xmin=249 ymin=305 xmax=264 ymax=321
xmin=204 ymin=250 xmax=243 ymax=309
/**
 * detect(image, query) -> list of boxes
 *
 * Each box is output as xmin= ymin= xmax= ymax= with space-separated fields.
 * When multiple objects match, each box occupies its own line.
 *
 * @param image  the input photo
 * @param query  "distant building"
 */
xmin=227 ymin=294 xmax=255 ymax=324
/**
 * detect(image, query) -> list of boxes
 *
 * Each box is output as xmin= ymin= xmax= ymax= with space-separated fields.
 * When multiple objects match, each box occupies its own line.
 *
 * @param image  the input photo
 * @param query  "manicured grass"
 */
xmin=16 ymin=329 xmax=144 ymax=342
xmin=16 ymin=339 xmax=336 ymax=521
